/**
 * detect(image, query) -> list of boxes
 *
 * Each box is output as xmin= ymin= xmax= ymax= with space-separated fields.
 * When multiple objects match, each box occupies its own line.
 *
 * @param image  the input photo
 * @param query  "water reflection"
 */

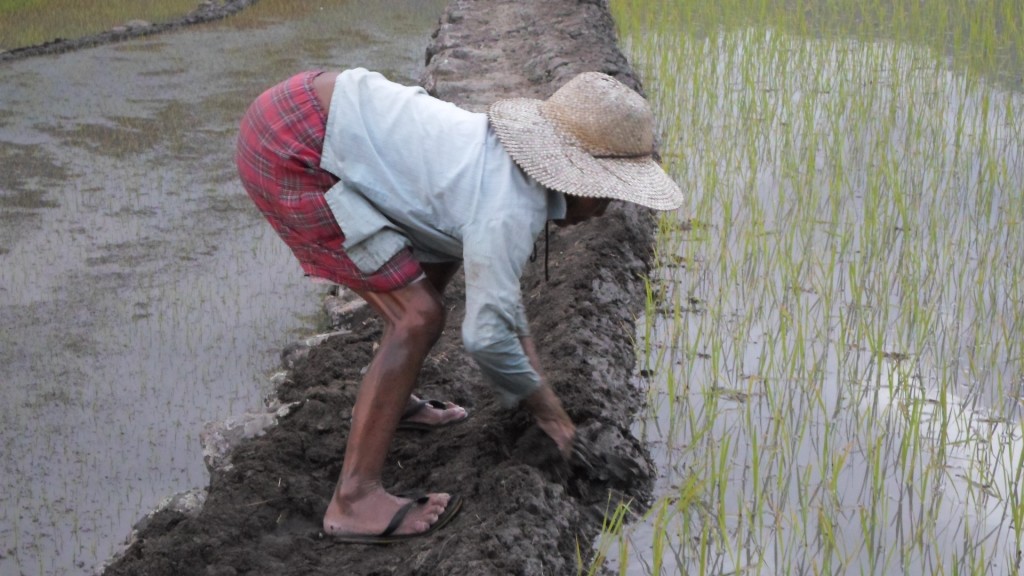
xmin=0 ymin=1 xmax=447 ymax=573
xmin=605 ymin=21 xmax=1024 ymax=576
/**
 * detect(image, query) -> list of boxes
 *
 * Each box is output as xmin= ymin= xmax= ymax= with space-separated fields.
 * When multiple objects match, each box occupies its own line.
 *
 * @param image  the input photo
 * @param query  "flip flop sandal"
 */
xmin=397 ymin=399 xmax=470 ymax=431
xmin=329 ymin=493 xmax=464 ymax=544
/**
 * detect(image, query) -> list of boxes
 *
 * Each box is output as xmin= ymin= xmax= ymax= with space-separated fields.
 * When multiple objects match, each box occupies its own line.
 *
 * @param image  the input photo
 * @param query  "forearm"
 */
xmin=519 ymin=336 xmax=545 ymax=383
xmin=518 ymin=336 xmax=574 ymax=457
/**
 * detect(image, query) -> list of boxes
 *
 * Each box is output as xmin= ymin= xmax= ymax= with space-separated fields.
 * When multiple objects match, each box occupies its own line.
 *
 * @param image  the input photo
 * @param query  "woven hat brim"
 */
xmin=488 ymin=98 xmax=684 ymax=211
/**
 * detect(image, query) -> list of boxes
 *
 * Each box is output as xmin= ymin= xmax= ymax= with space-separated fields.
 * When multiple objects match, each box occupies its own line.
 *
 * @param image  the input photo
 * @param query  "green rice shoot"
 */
xmin=590 ymin=0 xmax=1024 ymax=574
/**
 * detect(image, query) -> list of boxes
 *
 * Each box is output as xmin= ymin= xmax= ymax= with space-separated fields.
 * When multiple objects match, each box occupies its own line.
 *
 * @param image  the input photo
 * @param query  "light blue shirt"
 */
xmin=319 ymin=68 xmax=566 ymax=405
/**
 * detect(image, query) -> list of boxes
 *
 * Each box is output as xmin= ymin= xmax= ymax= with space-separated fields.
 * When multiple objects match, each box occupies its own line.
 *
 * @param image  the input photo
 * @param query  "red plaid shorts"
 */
xmin=235 ymin=70 xmax=422 ymax=293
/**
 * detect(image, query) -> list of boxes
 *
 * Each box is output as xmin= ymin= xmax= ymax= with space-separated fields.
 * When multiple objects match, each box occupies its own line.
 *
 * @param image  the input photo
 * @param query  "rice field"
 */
xmin=0 ymin=0 xmax=202 ymax=50
xmin=0 ymin=2 xmax=448 ymax=573
xmin=593 ymin=0 xmax=1024 ymax=574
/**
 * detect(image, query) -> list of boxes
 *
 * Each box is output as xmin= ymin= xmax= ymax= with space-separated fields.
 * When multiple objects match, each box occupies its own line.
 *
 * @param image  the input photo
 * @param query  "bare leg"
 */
xmin=400 ymin=260 xmax=466 ymax=427
xmin=323 ymin=278 xmax=452 ymax=536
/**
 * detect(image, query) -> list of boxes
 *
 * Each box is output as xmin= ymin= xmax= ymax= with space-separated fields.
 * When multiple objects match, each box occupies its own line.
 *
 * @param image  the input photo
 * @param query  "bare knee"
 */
xmin=395 ymin=299 xmax=445 ymax=349
xmin=360 ymin=280 xmax=447 ymax=350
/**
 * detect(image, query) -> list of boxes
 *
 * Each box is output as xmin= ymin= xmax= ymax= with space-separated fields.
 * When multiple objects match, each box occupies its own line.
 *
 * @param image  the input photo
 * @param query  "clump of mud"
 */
xmin=102 ymin=0 xmax=658 ymax=574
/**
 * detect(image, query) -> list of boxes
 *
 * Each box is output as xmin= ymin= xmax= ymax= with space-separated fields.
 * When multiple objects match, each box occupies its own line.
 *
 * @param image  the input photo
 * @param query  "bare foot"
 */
xmin=402 ymin=396 xmax=468 ymax=427
xmin=323 ymin=485 xmax=451 ymax=537
xmin=521 ymin=384 xmax=575 ymax=458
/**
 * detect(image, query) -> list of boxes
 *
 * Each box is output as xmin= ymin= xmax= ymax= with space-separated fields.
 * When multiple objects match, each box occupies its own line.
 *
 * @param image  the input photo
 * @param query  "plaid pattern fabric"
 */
xmin=236 ymin=70 xmax=422 ymax=293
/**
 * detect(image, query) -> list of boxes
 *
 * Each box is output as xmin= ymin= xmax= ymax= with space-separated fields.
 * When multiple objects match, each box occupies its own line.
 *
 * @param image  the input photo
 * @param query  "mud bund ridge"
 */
xmin=103 ymin=0 xmax=657 ymax=574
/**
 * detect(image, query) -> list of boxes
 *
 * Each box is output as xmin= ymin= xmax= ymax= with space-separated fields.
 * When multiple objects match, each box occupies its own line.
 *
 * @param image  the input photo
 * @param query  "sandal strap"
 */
xmin=380 ymin=495 xmax=429 ymax=537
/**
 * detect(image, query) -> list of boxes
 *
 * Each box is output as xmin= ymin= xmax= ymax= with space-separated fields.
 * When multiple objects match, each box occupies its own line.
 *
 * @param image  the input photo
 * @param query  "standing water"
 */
xmin=0 ymin=1 xmax=447 ymax=574
xmin=593 ymin=0 xmax=1024 ymax=574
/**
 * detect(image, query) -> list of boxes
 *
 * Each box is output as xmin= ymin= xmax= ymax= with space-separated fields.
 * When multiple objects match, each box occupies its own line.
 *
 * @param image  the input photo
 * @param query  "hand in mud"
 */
xmin=568 ymin=428 xmax=650 ymax=487
xmin=570 ymin=435 xmax=600 ymax=473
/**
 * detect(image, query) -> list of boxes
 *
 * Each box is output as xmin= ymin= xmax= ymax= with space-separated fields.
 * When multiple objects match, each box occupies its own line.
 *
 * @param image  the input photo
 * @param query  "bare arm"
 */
xmin=519 ymin=336 xmax=544 ymax=379
xmin=518 ymin=335 xmax=575 ymax=457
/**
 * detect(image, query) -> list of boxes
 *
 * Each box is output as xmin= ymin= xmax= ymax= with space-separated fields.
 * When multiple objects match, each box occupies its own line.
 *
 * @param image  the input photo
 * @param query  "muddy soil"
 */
xmin=99 ymin=0 xmax=658 ymax=574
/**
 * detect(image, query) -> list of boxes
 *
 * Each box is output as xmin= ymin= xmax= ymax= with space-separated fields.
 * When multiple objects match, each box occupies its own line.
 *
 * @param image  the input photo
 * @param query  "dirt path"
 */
xmin=101 ymin=1 xmax=657 ymax=574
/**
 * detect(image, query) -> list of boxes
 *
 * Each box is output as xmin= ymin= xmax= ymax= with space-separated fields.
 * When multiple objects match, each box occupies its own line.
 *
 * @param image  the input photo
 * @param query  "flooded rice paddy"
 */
xmin=597 ymin=0 xmax=1024 ymax=574
xmin=0 ymin=0 xmax=201 ymax=51
xmin=0 ymin=1 xmax=446 ymax=574
xmin=4 ymin=0 xmax=1022 ymax=574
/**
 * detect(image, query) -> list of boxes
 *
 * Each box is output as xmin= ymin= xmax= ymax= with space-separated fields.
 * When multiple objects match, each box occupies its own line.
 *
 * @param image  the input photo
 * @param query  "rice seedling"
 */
xmin=595 ymin=0 xmax=1024 ymax=573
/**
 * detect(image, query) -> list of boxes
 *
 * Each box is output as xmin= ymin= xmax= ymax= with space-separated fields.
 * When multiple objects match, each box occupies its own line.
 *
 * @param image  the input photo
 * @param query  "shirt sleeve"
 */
xmin=324 ymin=180 xmax=409 ymax=274
xmin=461 ymin=214 xmax=541 ymax=406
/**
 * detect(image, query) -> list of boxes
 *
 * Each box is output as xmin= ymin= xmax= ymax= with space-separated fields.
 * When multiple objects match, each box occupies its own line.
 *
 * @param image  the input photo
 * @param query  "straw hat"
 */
xmin=488 ymin=71 xmax=683 ymax=211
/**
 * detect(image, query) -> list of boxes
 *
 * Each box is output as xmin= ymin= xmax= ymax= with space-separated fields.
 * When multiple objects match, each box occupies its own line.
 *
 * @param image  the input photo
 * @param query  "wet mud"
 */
xmin=98 ymin=0 xmax=658 ymax=574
